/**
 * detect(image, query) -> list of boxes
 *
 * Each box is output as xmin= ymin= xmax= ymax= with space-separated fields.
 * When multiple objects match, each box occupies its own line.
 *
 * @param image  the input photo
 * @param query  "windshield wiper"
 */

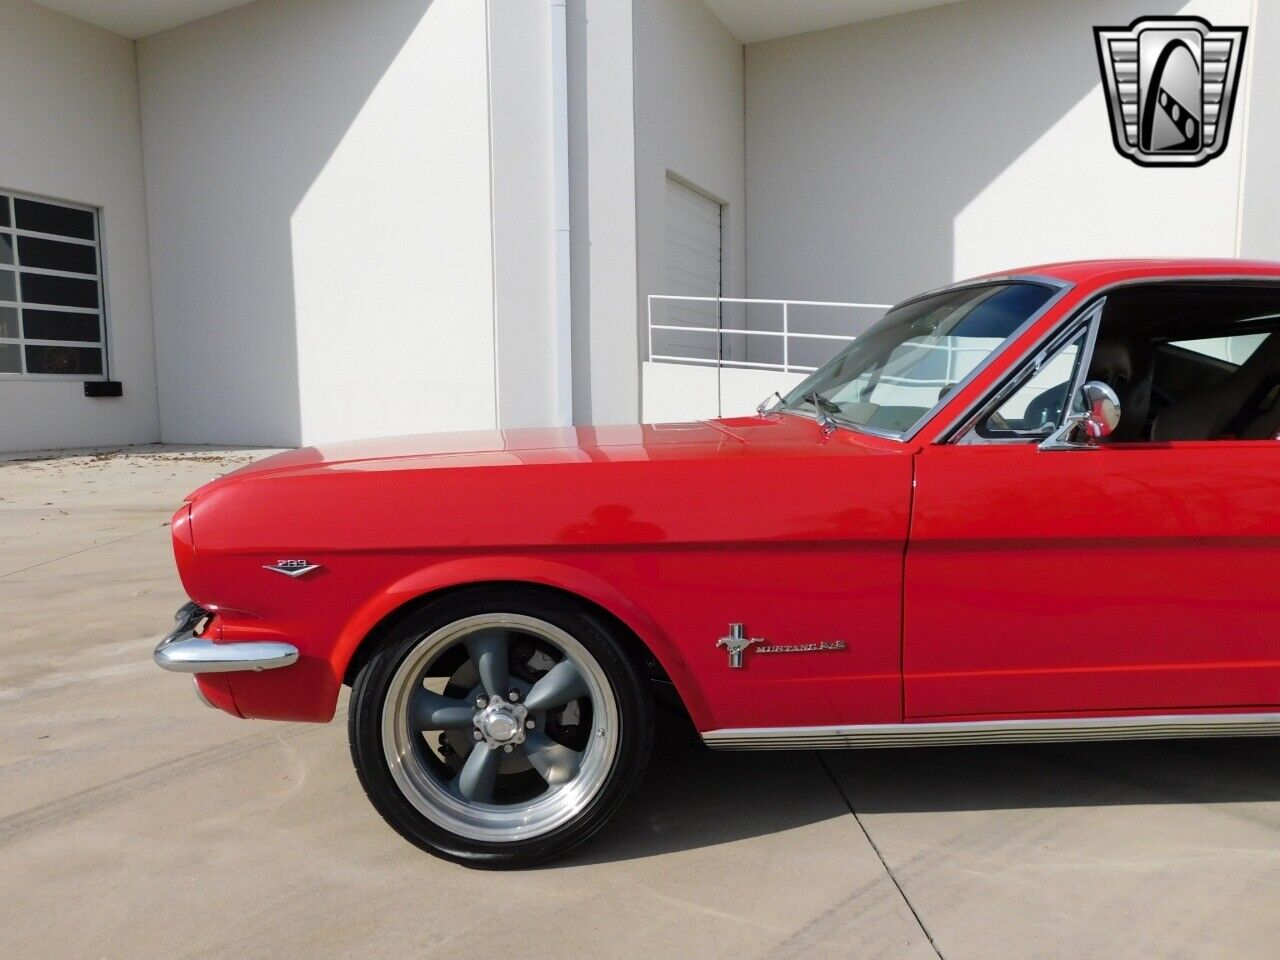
xmin=797 ymin=390 xmax=843 ymax=431
xmin=802 ymin=391 xmax=841 ymax=416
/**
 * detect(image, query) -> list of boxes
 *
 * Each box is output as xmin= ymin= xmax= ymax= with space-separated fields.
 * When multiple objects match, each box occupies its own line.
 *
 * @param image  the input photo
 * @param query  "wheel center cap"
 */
xmin=484 ymin=712 xmax=519 ymax=741
xmin=474 ymin=697 xmax=529 ymax=748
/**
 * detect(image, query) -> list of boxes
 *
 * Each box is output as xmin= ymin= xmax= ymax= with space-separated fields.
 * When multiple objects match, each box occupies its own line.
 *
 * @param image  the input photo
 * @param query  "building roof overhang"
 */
xmin=44 ymin=0 xmax=963 ymax=43
xmin=704 ymin=0 xmax=963 ymax=43
xmin=32 ymin=0 xmax=255 ymax=39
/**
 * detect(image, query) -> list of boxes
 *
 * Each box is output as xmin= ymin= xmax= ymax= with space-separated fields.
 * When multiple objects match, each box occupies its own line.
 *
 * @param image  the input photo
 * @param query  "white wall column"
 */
xmin=487 ymin=0 xmax=570 ymax=429
xmin=566 ymin=0 xmax=641 ymax=425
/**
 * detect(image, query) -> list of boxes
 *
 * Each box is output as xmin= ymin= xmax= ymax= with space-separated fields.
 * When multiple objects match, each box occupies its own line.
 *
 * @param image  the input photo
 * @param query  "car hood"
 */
xmin=182 ymin=412 xmax=910 ymax=561
xmin=188 ymin=415 xmax=879 ymax=499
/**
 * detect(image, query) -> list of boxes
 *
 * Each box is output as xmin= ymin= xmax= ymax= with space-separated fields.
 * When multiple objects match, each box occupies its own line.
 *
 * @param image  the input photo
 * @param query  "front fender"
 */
xmin=329 ymin=556 xmax=711 ymax=727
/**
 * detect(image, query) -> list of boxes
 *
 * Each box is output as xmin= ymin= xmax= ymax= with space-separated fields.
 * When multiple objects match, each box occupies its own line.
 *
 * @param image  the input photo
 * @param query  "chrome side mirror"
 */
xmin=1038 ymin=381 xmax=1121 ymax=451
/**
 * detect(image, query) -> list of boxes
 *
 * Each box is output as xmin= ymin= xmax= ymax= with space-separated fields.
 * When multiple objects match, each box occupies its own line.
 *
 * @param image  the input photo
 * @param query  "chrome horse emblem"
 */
xmin=717 ymin=623 xmax=760 ymax=669
xmin=1095 ymin=16 xmax=1247 ymax=167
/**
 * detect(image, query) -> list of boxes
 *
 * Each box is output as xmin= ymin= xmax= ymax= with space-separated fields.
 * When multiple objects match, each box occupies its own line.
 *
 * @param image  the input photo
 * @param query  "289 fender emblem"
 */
xmin=263 ymin=559 xmax=323 ymax=578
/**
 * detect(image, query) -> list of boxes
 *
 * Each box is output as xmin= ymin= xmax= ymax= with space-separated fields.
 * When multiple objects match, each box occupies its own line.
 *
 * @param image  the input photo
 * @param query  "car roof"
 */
xmin=988 ymin=258 xmax=1280 ymax=288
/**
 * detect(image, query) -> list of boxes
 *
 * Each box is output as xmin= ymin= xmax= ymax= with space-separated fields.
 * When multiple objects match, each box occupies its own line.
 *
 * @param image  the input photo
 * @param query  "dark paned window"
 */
xmin=0 ymin=191 xmax=106 ymax=378
xmin=23 ymin=309 xmax=100 ymax=343
xmin=25 ymin=344 xmax=103 ymax=376
xmin=18 ymin=235 xmax=97 ymax=275
xmin=20 ymin=273 xmax=100 ymax=310
xmin=15 ymin=198 xmax=95 ymax=240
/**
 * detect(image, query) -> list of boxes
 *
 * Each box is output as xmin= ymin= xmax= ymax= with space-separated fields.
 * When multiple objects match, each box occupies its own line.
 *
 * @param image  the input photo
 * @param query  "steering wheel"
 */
xmin=1021 ymin=382 xmax=1071 ymax=433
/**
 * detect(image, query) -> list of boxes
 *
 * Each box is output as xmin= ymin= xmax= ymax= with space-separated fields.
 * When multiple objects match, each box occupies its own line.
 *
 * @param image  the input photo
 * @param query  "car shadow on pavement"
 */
xmin=568 ymin=702 xmax=1280 ymax=864
xmin=830 ymin=735 xmax=1280 ymax=814
xmin=565 ymin=701 xmax=851 ymax=866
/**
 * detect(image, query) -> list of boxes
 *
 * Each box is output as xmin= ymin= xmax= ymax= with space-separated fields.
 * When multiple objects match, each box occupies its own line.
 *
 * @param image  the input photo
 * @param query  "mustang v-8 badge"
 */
xmin=756 ymin=641 xmax=848 ymax=655
xmin=717 ymin=623 xmax=846 ymax=668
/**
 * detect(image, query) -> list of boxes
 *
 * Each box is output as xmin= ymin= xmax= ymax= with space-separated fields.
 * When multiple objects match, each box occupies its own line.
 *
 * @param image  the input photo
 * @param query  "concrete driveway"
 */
xmin=2 ymin=447 xmax=1278 ymax=960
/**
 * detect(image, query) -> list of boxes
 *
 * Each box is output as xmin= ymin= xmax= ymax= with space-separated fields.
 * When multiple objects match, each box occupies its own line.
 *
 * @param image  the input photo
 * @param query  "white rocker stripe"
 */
xmin=701 ymin=712 xmax=1280 ymax=750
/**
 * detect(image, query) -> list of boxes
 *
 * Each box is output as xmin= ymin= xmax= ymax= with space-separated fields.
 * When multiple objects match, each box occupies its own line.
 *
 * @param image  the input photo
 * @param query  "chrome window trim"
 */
xmin=952 ymin=301 xmax=1105 ymax=445
xmin=703 ymin=711 xmax=1280 ymax=750
xmin=934 ymin=274 xmax=1280 ymax=446
xmin=778 ymin=275 xmax=1075 ymax=443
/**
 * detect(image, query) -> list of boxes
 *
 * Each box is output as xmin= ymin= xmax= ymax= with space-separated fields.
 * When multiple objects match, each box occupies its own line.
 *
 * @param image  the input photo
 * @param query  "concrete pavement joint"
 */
xmin=817 ymin=752 xmax=945 ymax=960
xmin=0 ymin=524 xmax=166 ymax=581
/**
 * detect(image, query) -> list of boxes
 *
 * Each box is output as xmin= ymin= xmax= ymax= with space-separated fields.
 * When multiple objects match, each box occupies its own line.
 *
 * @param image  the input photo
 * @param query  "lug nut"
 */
xmin=503 ymin=744 xmax=514 ymax=753
xmin=508 ymin=688 xmax=520 ymax=702
xmin=473 ymin=730 xmax=483 ymax=741
xmin=475 ymin=695 xmax=487 ymax=709
xmin=525 ymin=719 xmax=536 ymax=729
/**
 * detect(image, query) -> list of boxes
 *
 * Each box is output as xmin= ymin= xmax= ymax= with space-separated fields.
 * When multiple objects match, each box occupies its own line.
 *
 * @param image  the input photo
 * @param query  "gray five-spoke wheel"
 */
xmin=380 ymin=613 xmax=620 ymax=843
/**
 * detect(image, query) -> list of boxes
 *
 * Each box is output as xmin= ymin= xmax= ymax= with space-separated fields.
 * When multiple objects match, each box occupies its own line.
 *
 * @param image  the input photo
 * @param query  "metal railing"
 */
xmin=646 ymin=295 xmax=891 ymax=374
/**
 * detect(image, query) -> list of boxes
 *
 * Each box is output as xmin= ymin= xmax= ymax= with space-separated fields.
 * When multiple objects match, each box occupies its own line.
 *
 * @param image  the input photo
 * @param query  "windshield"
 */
xmin=777 ymin=281 xmax=1056 ymax=436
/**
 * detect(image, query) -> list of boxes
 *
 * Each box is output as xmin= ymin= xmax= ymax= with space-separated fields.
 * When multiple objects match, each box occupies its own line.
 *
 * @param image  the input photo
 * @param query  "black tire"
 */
xmin=348 ymin=586 xmax=654 ymax=868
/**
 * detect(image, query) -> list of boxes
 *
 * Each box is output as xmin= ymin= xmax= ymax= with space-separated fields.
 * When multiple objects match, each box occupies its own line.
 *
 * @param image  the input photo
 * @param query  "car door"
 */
xmin=904 ymin=309 xmax=1280 ymax=720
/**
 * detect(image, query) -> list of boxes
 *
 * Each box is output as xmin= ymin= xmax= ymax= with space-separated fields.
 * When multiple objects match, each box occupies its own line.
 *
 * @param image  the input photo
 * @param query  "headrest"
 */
xmin=1089 ymin=339 xmax=1136 ymax=385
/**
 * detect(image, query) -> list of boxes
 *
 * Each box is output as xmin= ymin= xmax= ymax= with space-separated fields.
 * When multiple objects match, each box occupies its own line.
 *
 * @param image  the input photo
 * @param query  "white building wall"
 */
xmin=633 ymin=0 xmax=746 ymax=384
xmin=566 ymin=0 xmax=643 ymax=426
xmin=0 ymin=0 xmax=158 ymax=453
xmin=744 ymin=0 xmax=1257 ymax=309
xmin=138 ymin=0 xmax=498 ymax=447
xmin=1240 ymin=0 xmax=1280 ymax=262
xmin=488 ymin=0 xmax=565 ymax=430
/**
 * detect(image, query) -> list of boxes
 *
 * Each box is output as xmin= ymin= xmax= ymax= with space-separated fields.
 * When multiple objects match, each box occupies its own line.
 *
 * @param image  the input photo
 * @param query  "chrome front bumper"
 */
xmin=153 ymin=602 xmax=300 ymax=673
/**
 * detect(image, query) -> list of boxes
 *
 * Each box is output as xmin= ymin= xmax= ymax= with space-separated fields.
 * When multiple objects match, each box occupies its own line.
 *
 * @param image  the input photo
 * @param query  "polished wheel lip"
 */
xmin=381 ymin=612 xmax=620 ymax=844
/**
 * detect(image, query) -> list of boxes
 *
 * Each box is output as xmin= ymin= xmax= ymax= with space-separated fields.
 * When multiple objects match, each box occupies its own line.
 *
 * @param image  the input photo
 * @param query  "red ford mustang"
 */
xmin=155 ymin=259 xmax=1280 ymax=867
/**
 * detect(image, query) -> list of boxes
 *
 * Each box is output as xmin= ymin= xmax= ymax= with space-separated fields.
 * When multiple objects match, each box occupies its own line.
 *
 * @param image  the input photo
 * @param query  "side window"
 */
xmin=1167 ymin=332 xmax=1268 ymax=365
xmin=975 ymin=329 xmax=1088 ymax=439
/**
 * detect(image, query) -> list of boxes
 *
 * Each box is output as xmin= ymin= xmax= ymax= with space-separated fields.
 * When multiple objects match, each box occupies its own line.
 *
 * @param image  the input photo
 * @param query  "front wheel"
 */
xmin=348 ymin=588 xmax=653 ymax=868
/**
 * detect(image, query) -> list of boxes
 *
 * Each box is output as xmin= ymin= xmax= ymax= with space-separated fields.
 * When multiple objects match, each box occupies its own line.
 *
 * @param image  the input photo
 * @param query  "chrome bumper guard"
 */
xmin=153 ymin=601 xmax=300 ymax=673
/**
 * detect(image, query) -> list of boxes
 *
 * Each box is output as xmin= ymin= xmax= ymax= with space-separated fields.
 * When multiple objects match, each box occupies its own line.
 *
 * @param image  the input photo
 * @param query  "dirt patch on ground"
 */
xmin=1 ymin=445 xmax=273 ymax=471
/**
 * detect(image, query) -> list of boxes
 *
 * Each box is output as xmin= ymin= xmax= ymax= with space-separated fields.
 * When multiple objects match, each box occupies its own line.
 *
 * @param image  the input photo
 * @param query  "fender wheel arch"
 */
xmin=343 ymin=580 xmax=676 ymax=697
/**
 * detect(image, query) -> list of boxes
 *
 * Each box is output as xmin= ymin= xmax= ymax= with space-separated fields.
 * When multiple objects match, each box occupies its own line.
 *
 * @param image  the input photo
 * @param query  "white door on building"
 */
xmin=660 ymin=177 xmax=722 ymax=362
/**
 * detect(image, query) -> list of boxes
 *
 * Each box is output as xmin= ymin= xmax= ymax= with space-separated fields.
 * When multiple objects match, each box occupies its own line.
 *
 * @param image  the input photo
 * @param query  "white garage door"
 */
xmin=659 ymin=177 xmax=721 ymax=361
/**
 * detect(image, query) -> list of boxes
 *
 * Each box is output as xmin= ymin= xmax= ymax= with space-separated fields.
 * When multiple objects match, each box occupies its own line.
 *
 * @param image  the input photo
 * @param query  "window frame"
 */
xmin=938 ymin=277 xmax=1280 ymax=447
xmin=0 ymin=189 xmax=109 ymax=382
xmin=953 ymin=301 xmax=1103 ymax=445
